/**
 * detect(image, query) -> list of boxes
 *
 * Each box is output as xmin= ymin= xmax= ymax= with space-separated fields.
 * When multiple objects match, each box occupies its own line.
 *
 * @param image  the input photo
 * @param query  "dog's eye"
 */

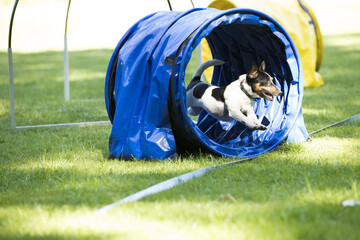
xmin=260 ymin=81 xmax=270 ymax=86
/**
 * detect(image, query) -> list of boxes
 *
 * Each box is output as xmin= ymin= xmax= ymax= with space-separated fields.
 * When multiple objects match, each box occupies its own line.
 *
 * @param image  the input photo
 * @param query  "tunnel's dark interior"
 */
xmin=193 ymin=23 xmax=293 ymax=147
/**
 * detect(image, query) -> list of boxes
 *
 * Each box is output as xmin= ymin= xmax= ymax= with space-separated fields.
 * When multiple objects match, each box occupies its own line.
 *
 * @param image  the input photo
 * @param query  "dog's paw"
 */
xmin=253 ymin=123 xmax=267 ymax=131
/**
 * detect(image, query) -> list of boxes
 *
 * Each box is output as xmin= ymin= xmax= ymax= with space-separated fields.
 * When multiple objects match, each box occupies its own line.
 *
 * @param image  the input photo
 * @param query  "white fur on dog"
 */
xmin=186 ymin=60 xmax=282 ymax=130
xmin=187 ymin=74 xmax=265 ymax=129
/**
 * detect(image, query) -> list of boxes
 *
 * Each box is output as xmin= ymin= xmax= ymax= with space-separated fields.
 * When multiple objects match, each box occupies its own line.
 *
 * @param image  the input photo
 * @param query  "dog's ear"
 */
xmin=259 ymin=61 xmax=266 ymax=72
xmin=248 ymin=62 xmax=259 ymax=79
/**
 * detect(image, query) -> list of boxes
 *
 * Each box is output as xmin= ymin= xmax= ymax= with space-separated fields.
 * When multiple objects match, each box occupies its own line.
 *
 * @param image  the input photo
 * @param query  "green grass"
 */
xmin=0 ymin=34 xmax=359 ymax=239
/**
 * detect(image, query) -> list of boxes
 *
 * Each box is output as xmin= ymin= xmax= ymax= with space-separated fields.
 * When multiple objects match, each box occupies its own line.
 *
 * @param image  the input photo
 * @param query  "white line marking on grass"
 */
xmin=96 ymin=113 xmax=360 ymax=214
xmin=96 ymin=157 xmax=255 ymax=214
xmin=72 ymin=99 xmax=104 ymax=102
xmin=15 ymin=121 xmax=111 ymax=130
xmin=309 ymin=113 xmax=360 ymax=135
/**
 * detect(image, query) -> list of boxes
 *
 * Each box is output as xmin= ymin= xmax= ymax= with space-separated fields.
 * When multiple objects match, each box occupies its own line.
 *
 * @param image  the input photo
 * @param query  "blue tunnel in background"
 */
xmin=105 ymin=8 xmax=309 ymax=160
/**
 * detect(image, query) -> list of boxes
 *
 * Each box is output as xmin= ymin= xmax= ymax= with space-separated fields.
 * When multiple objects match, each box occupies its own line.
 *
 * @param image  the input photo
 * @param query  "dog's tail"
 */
xmin=187 ymin=59 xmax=225 ymax=91
xmin=192 ymin=59 xmax=225 ymax=79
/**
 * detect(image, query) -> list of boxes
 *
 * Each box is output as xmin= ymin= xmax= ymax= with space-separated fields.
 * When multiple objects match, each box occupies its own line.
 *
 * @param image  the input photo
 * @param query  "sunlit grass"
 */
xmin=0 ymin=49 xmax=110 ymax=126
xmin=0 ymin=34 xmax=359 ymax=239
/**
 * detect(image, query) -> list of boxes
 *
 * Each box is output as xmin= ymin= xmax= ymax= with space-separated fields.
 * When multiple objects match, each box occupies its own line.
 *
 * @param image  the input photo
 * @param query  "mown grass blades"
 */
xmin=0 ymin=49 xmax=111 ymax=127
xmin=0 ymin=34 xmax=359 ymax=239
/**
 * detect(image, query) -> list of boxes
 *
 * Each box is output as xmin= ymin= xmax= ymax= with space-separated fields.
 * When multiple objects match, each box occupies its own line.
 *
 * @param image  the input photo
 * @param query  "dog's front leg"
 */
xmin=246 ymin=109 xmax=266 ymax=130
xmin=228 ymin=108 xmax=266 ymax=130
xmin=245 ymin=108 xmax=262 ymax=124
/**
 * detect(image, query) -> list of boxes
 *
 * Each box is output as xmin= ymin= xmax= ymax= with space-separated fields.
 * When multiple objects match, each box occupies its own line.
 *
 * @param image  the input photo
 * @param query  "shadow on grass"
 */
xmin=0 ymin=37 xmax=359 ymax=206
xmin=0 ymin=124 xmax=110 ymax=159
xmin=140 ymin=157 xmax=359 ymax=204
xmin=1 ymin=142 xmax=359 ymax=208
xmin=2 ymin=157 xmax=358 ymax=239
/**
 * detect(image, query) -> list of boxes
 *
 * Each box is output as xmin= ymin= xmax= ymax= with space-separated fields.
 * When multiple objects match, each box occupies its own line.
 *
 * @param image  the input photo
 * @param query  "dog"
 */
xmin=186 ymin=59 xmax=282 ymax=130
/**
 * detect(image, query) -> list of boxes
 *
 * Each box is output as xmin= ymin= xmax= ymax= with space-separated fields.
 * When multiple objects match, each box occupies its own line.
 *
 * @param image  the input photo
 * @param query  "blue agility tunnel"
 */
xmin=105 ymin=8 xmax=309 ymax=160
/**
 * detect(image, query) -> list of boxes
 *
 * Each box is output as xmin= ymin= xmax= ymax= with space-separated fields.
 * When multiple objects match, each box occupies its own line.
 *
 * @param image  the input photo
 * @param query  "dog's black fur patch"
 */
xmin=193 ymin=83 xmax=209 ymax=99
xmin=211 ymin=86 xmax=226 ymax=102
xmin=186 ymin=76 xmax=201 ymax=91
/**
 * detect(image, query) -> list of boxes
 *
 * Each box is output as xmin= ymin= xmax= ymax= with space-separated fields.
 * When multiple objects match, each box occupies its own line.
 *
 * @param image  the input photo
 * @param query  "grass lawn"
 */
xmin=0 ymin=33 xmax=359 ymax=239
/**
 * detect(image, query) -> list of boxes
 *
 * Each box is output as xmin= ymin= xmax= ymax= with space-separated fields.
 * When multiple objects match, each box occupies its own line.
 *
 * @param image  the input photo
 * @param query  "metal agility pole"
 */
xmin=7 ymin=0 xmax=110 ymax=130
xmin=64 ymin=0 xmax=71 ymax=102
xmin=8 ymin=0 xmax=19 ymax=130
xmin=96 ymin=113 xmax=360 ymax=214
xmin=63 ymin=0 xmax=104 ymax=103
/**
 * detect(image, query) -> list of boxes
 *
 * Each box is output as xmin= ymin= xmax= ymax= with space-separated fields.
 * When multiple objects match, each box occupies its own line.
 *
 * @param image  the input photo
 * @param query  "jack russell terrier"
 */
xmin=186 ymin=59 xmax=282 ymax=130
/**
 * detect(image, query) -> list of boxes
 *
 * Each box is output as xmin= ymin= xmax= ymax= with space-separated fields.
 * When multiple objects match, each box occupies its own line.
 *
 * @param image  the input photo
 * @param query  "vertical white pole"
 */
xmin=198 ymin=41 xmax=205 ymax=82
xmin=64 ymin=33 xmax=70 ymax=101
xmin=8 ymin=47 xmax=16 ymax=129
xmin=8 ymin=0 xmax=19 ymax=129
xmin=64 ymin=0 xmax=71 ymax=102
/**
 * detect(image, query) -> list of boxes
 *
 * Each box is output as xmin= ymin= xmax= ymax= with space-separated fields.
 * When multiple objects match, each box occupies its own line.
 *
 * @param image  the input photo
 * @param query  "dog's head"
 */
xmin=246 ymin=61 xmax=282 ymax=101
